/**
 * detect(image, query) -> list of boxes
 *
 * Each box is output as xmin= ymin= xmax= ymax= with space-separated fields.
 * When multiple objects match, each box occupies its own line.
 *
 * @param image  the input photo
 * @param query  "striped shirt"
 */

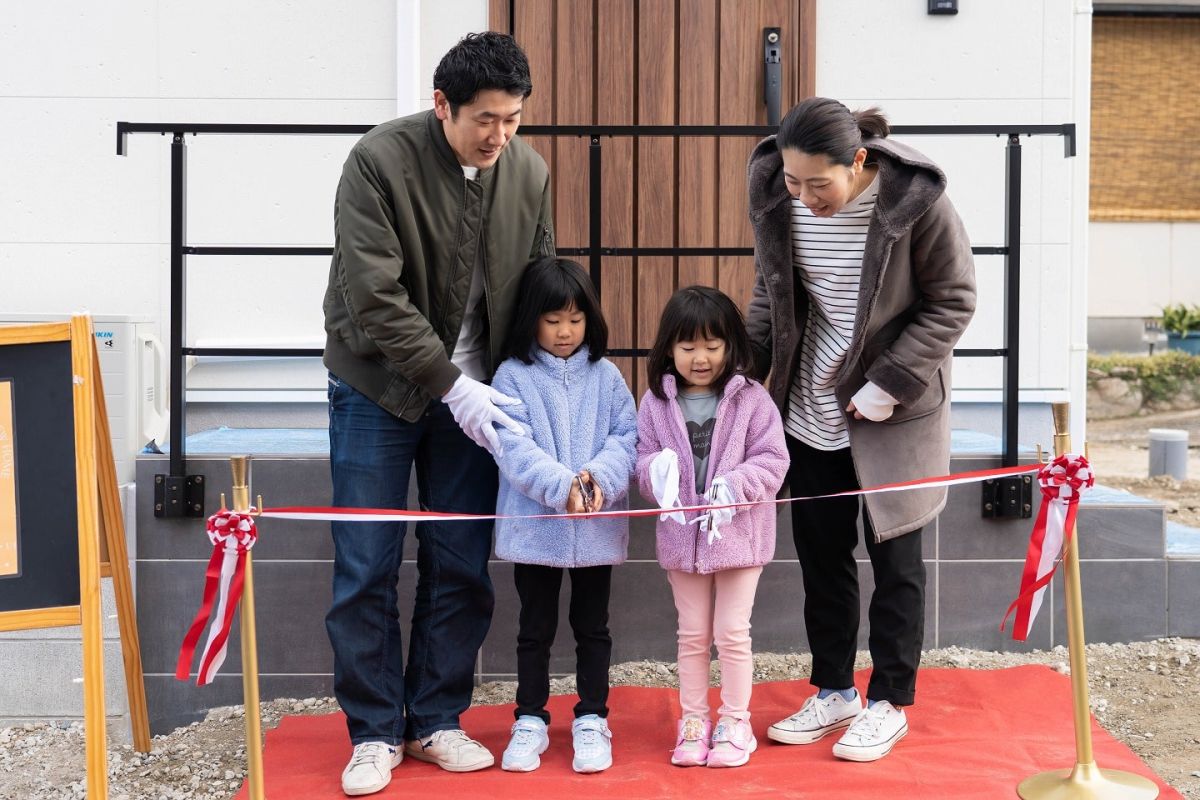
xmin=786 ymin=172 xmax=880 ymax=449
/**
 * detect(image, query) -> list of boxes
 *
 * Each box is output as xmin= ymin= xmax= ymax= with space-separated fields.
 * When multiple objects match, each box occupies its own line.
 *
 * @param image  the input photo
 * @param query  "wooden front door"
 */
xmin=489 ymin=0 xmax=815 ymax=397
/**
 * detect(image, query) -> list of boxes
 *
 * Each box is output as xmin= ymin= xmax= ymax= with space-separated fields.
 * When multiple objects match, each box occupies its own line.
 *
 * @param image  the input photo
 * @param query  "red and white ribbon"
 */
xmin=1003 ymin=454 xmax=1094 ymax=641
xmin=258 ymin=463 xmax=1040 ymax=523
xmin=175 ymin=510 xmax=258 ymax=686
xmin=176 ymin=462 xmax=1049 ymax=686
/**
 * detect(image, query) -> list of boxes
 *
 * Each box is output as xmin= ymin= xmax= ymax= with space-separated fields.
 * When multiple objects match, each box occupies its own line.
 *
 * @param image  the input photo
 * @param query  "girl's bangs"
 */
xmin=536 ymin=272 xmax=587 ymax=315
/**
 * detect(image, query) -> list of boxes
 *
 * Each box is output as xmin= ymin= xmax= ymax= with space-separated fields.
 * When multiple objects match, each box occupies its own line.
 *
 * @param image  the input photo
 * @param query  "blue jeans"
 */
xmin=325 ymin=374 xmax=497 ymax=745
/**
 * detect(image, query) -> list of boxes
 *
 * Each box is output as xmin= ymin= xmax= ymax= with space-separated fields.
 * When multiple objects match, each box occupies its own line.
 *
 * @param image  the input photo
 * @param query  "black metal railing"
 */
xmin=118 ymin=121 xmax=1076 ymax=495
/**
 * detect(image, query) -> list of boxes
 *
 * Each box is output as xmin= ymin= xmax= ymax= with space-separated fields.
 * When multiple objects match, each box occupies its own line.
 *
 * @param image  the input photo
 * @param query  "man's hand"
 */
xmin=441 ymin=374 xmax=523 ymax=455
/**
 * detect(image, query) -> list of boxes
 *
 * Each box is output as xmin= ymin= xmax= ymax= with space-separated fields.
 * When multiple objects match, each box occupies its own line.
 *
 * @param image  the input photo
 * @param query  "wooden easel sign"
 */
xmin=0 ymin=315 xmax=150 ymax=800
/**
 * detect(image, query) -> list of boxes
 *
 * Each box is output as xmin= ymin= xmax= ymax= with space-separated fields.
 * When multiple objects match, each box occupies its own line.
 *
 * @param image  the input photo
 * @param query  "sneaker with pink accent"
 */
xmin=706 ymin=717 xmax=757 ymax=768
xmin=670 ymin=717 xmax=712 ymax=766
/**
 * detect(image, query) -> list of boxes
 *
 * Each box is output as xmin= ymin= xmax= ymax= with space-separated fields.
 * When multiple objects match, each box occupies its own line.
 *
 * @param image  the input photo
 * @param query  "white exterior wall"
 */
xmin=0 ymin=0 xmax=486 ymax=349
xmin=1090 ymin=222 xmax=1200 ymax=316
xmin=817 ymin=0 xmax=1093 ymax=444
xmin=0 ymin=0 xmax=1088 ymax=438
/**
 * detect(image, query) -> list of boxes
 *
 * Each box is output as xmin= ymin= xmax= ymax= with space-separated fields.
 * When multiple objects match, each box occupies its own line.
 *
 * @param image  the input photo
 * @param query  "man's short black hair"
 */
xmin=433 ymin=32 xmax=533 ymax=114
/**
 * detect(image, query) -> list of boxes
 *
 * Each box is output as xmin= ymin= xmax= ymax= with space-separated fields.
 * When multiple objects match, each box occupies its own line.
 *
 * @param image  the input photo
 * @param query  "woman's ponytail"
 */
xmin=778 ymin=97 xmax=890 ymax=166
xmin=853 ymin=107 xmax=890 ymax=140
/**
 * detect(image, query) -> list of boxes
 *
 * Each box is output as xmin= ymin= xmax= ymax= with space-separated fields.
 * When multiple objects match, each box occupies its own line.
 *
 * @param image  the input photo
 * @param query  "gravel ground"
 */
xmin=3 ymin=640 xmax=1199 ymax=799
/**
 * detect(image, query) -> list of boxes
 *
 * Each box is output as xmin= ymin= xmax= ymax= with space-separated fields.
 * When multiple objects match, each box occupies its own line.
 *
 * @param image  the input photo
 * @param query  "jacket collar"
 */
xmin=532 ymin=344 xmax=592 ymax=376
xmin=425 ymin=110 xmax=498 ymax=184
xmin=747 ymin=134 xmax=946 ymax=236
xmin=659 ymin=372 xmax=748 ymax=401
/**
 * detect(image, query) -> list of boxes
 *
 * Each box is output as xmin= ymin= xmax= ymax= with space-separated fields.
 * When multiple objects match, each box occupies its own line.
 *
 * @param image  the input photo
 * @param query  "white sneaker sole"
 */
xmin=831 ymin=723 xmax=908 ymax=762
xmin=572 ymin=753 xmax=612 ymax=773
xmin=766 ymin=716 xmax=856 ymax=745
xmin=405 ymin=744 xmax=494 ymax=772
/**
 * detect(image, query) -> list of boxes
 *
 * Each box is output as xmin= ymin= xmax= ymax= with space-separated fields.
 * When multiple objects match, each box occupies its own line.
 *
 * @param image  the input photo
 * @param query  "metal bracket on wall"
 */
xmin=981 ymin=475 xmax=1033 ymax=519
xmin=763 ymin=27 xmax=781 ymax=126
xmin=154 ymin=473 xmax=206 ymax=518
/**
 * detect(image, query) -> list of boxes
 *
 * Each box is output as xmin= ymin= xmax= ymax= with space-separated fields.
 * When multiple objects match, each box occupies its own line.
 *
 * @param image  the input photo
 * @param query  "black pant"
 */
xmin=786 ymin=437 xmax=925 ymax=706
xmin=513 ymin=563 xmax=612 ymax=723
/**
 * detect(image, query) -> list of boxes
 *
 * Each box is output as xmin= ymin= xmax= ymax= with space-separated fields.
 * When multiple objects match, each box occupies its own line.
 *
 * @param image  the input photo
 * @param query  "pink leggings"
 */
xmin=667 ymin=566 xmax=763 ymax=722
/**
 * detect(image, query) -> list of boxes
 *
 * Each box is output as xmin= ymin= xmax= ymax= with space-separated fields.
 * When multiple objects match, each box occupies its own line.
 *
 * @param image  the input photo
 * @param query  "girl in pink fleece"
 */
xmin=635 ymin=286 xmax=789 ymax=768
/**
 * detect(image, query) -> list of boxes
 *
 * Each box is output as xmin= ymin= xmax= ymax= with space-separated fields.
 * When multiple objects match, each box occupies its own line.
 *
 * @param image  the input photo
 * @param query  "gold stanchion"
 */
xmin=1017 ymin=403 xmax=1158 ymax=799
xmin=230 ymin=456 xmax=266 ymax=800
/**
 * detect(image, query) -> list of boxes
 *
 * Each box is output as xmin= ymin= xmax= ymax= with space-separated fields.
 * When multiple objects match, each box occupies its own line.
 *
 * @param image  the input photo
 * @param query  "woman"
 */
xmin=745 ymin=97 xmax=976 ymax=762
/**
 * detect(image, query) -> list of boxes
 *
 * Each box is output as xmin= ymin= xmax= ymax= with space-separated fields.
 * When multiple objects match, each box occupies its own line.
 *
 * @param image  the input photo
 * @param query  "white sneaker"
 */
xmin=832 ymin=701 xmax=908 ymax=762
xmin=767 ymin=690 xmax=862 ymax=745
xmin=571 ymin=714 xmax=613 ymax=773
xmin=502 ymin=716 xmax=550 ymax=772
xmin=341 ymin=741 xmax=402 ymax=796
xmin=405 ymin=728 xmax=495 ymax=772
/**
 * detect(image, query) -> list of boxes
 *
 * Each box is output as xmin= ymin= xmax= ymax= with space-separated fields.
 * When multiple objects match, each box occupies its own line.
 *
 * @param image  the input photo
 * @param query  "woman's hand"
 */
xmin=847 ymin=382 xmax=898 ymax=422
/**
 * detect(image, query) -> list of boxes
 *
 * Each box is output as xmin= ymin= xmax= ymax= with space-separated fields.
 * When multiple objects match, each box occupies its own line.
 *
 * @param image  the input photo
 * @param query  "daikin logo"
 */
xmin=95 ymin=331 xmax=116 ymax=348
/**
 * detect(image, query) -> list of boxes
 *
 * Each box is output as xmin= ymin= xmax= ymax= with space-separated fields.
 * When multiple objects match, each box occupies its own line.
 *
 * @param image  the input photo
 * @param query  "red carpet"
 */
xmin=235 ymin=666 xmax=1180 ymax=799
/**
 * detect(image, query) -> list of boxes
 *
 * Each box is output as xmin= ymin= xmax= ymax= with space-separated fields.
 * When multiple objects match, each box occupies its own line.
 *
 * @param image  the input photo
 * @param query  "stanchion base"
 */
xmin=1018 ymin=762 xmax=1159 ymax=799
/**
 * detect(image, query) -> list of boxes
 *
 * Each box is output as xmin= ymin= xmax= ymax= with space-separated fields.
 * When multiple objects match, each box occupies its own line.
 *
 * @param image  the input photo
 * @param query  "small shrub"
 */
xmin=1087 ymin=351 xmax=1200 ymax=408
xmin=1160 ymin=303 xmax=1200 ymax=338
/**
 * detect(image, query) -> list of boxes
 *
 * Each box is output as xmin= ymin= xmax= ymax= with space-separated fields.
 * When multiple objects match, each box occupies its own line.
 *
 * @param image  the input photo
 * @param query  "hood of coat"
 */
xmin=747 ymin=134 xmax=947 ymax=237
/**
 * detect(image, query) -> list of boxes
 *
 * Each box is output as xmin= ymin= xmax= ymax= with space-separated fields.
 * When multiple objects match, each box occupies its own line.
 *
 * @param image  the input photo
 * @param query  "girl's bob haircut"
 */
xmin=505 ymin=256 xmax=608 ymax=363
xmin=646 ymin=285 xmax=753 ymax=400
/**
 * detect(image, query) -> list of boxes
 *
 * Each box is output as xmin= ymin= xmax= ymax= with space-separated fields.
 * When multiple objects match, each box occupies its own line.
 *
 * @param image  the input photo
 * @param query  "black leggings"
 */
xmin=786 ymin=437 xmax=925 ymax=706
xmin=513 ymin=563 xmax=612 ymax=722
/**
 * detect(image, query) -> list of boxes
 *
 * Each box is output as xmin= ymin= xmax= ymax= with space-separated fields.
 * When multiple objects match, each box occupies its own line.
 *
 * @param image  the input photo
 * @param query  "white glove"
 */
xmin=441 ymin=374 xmax=523 ymax=456
xmin=848 ymin=381 xmax=899 ymax=422
xmin=649 ymin=448 xmax=686 ymax=524
xmin=699 ymin=477 xmax=735 ymax=545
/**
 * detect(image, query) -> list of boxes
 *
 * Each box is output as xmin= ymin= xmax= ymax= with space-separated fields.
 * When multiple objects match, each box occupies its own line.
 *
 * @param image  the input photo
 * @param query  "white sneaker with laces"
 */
xmin=832 ymin=701 xmax=908 ymax=762
xmin=571 ymin=714 xmax=613 ymax=773
xmin=341 ymin=741 xmax=402 ymax=796
xmin=404 ymin=728 xmax=495 ymax=772
xmin=502 ymin=716 xmax=550 ymax=772
xmin=767 ymin=690 xmax=862 ymax=745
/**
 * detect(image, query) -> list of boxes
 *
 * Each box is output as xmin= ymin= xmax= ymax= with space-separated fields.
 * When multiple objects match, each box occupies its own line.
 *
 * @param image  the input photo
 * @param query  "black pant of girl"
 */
xmin=786 ymin=437 xmax=925 ymax=706
xmin=513 ymin=563 xmax=612 ymax=722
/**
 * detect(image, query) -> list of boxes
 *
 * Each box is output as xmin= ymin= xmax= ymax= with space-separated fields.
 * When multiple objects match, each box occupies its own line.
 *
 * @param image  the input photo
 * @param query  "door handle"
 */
xmin=763 ymin=27 xmax=782 ymax=126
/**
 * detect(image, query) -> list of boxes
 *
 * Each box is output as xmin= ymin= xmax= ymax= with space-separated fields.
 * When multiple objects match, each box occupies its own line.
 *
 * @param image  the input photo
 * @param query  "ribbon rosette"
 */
xmin=175 ymin=510 xmax=258 ymax=685
xmin=1003 ymin=453 xmax=1094 ymax=641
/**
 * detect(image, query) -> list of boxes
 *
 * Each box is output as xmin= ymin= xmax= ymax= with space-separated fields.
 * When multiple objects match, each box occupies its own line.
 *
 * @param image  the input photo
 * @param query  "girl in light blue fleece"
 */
xmin=490 ymin=256 xmax=637 ymax=775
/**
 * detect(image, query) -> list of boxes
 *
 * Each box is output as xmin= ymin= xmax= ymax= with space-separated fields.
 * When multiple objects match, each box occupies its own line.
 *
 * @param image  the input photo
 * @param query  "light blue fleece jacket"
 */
xmin=492 ymin=345 xmax=637 ymax=568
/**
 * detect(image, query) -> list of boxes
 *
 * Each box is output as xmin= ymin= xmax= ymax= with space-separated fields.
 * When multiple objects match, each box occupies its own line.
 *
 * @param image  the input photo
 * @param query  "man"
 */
xmin=322 ymin=32 xmax=553 ymax=796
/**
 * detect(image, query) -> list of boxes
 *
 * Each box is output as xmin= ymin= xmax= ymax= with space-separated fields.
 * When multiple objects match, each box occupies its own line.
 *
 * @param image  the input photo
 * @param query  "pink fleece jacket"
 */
xmin=636 ymin=374 xmax=789 ymax=574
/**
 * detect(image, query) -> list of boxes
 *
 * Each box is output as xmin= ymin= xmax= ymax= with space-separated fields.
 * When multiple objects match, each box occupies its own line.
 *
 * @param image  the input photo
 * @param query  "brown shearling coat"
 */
xmin=745 ymin=135 xmax=977 ymax=541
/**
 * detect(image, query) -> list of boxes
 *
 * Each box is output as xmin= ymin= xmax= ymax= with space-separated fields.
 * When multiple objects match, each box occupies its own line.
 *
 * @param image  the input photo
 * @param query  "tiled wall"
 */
xmin=134 ymin=453 xmax=1176 ymax=736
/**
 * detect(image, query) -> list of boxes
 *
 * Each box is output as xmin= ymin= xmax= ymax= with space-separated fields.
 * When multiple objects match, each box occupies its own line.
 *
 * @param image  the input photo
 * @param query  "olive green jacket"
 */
xmin=323 ymin=110 xmax=554 ymax=421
